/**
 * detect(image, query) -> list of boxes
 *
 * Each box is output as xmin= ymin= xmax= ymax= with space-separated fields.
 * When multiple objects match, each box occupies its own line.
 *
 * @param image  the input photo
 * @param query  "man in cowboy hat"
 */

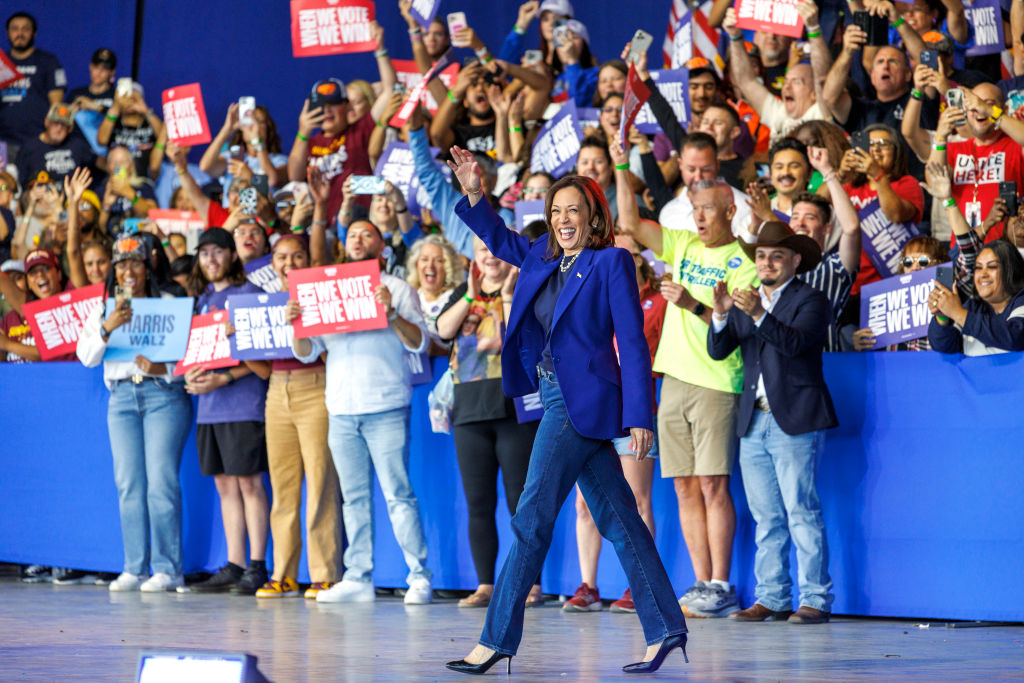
xmin=707 ymin=221 xmax=838 ymax=625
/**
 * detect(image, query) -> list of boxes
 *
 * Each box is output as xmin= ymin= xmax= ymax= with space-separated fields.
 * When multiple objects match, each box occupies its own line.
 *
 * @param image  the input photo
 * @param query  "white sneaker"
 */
xmin=140 ymin=572 xmax=184 ymax=593
xmin=404 ymin=577 xmax=433 ymax=605
xmin=108 ymin=572 xmax=147 ymax=592
xmin=316 ymin=579 xmax=375 ymax=603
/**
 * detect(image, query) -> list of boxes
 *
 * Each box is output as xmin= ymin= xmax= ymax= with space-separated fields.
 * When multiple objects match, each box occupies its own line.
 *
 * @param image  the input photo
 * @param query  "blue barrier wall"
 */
xmin=2 ymin=353 xmax=1022 ymax=621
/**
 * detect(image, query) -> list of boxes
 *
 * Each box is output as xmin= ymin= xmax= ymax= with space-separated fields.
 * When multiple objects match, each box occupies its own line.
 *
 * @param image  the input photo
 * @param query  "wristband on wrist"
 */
xmin=805 ymin=24 xmax=821 ymax=33
xmin=935 ymin=314 xmax=950 ymax=323
xmin=105 ymin=113 xmax=118 ymax=122
xmin=409 ymin=26 xmax=422 ymax=36
xmin=374 ymin=48 xmax=389 ymax=58
xmin=447 ymin=90 xmax=460 ymax=103
xmin=296 ymin=132 xmax=309 ymax=142
xmin=154 ymin=143 xmax=166 ymax=150
xmin=614 ymin=163 xmax=630 ymax=170
xmin=376 ymin=118 xmax=386 ymax=128
xmin=250 ymin=137 xmax=262 ymax=145
xmin=943 ymin=197 xmax=957 ymax=208
xmin=990 ymin=105 xmax=1004 ymax=122
xmin=175 ymin=167 xmax=187 ymax=176
xmin=290 ymin=225 xmax=304 ymax=232
xmin=807 ymin=29 xmax=822 ymax=39
xmin=911 ymin=89 xmax=923 ymax=100
xmin=161 ymin=239 xmax=170 ymax=247
xmin=513 ymin=25 xmax=526 ymax=35
xmin=934 ymin=143 xmax=946 ymax=151
xmin=223 ymin=370 xmax=235 ymax=384
xmin=462 ymin=293 xmax=473 ymax=304
xmin=509 ymin=125 xmax=523 ymax=132
xmin=728 ymin=32 xmax=744 ymax=42
xmin=822 ymin=171 xmax=837 ymax=183
xmin=891 ymin=16 xmax=904 ymax=28
xmin=312 ymin=219 xmax=327 ymax=227
xmin=475 ymin=46 xmax=489 ymax=58
xmin=395 ymin=205 xmax=409 ymax=214
xmin=131 ymin=195 xmax=140 ymax=205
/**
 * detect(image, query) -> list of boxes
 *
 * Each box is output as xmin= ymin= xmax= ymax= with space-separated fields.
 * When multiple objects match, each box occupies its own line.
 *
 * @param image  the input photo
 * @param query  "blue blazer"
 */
xmin=707 ymin=277 xmax=838 ymax=438
xmin=454 ymin=197 xmax=653 ymax=439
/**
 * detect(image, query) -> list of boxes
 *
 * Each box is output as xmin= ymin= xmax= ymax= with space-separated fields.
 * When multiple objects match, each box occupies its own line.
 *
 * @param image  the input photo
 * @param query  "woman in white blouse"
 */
xmin=77 ymin=234 xmax=193 ymax=593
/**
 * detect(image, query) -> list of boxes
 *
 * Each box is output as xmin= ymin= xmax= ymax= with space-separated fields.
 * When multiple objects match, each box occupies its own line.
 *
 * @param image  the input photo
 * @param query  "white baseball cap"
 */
xmin=539 ymin=0 xmax=574 ymax=18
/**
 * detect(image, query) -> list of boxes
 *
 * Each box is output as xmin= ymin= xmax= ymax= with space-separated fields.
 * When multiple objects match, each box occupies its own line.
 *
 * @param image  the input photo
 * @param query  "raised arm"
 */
xmin=823 ymin=24 xmax=863 ymax=124
xmin=166 ymin=141 xmax=210 ymax=220
xmin=64 ymin=167 xmax=94 ymax=289
xmin=809 ymin=147 xmax=861 ymax=275
xmin=797 ymin=0 xmax=833 ymax=95
xmin=200 ymin=104 xmax=237 ymax=177
xmin=622 ymin=45 xmax=687 ymax=152
xmin=430 ymin=63 xmax=482 ymax=150
xmin=723 ymin=8 xmax=771 ymax=113
xmin=287 ymin=99 xmax=324 ymax=182
xmin=940 ymin=0 xmax=969 ymax=44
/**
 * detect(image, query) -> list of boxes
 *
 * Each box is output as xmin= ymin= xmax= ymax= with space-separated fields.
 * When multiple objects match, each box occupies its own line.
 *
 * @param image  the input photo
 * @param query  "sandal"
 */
xmin=525 ymin=585 xmax=545 ymax=608
xmin=458 ymin=589 xmax=492 ymax=608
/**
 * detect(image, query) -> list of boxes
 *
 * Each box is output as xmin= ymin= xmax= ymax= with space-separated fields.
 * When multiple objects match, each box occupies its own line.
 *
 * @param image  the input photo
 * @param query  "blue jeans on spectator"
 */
xmin=739 ymin=410 xmax=834 ymax=612
xmin=327 ymin=407 xmax=431 ymax=586
xmin=481 ymin=374 xmax=686 ymax=655
xmin=107 ymin=378 xmax=193 ymax=577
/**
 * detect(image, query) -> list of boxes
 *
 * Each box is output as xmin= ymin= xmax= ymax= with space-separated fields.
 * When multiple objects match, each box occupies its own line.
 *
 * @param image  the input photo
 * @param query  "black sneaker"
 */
xmin=231 ymin=564 xmax=269 ymax=595
xmin=190 ymin=563 xmax=244 ymax=592
xmin=21 ymin=565 xmax=52 ymax=583
xmin=53 ymin=569 xmax=99 ymax=585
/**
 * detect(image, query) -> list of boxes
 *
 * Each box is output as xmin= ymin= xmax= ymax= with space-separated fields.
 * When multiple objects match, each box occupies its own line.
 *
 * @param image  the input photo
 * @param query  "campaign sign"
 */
xmin=857 ymin=199 xmax=920 ymax=278
xmin=291 ymin=0 xmax=377 ymax=57
xmin=530 ymin=101 xmax=584 ymax=177
xmin=228 ymin=292 xmax=294 ymax=360
xmin=409 ymin=0 xmax=441 ymax=29
xmin=577 ymin=107 xmax=601 ymax=132
xmin=620 ymin=63 xmax=652 ymax=140
xmin=103 ymin=297 xmax=194 ymax=362
xmin=22 ymin=283 xmax=104 ymax=360
xmin=859 ymin=266 xmax=938 ymax=349
xmin=405 ymin=351 xmax=433 ymax=385
xmin=162 ymin=83 xmax=211 ymax=147
xmin=173 ymin=310 xmax=239 ymax=375
xmin=514 ymin=199 xmax=546 ymax=233
xmin=288 ymin=260 xmax=387 ymax=338
xmin=669 ymin=9 xmax=694 ymax=70
xmin=390 ymin=49 xmax=455 ymax=128
xmin=514 ymin=392 xmax=544 ymax=423
xmin=634 ymin=70 xmax=691 ymax=135
xmin=245 ymin=254 xmax=282 ymax=294
xmin=965 ymin=0 xmax=1004 ymax=57
xmin=392 ymin=59 xmax=460 ymax=114
xmin=148 ymin=209 xmax=204 ymax=235
xmin=0 ymin=51 xmax=23 ymax=89
xmin=375 ymin=141 xmax=439 ymax=216
xmin=735 ymin=0 xmax=804 ymax=38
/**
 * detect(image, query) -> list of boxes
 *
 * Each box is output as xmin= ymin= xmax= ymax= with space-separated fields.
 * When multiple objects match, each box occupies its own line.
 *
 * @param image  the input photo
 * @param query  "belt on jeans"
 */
xmin=115 ymin=374 xmax=156 ymax=385
xmin=755 ymin=396 xmax=772 ymax=413
xmin=536 ymin=365 xmax=557 ymax=382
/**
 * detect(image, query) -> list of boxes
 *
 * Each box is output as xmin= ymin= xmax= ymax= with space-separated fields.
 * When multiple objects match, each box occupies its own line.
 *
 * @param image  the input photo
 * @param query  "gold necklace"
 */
xmin=560 ymin=251 xmax=580 ymax=273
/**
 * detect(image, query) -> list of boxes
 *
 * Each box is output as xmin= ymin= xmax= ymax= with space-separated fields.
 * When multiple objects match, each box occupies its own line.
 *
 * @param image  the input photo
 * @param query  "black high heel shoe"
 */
xmin=445 ymin=651 xmax=512 ymax=675
xmin=621 ymin=633 xmax=688 ymax=674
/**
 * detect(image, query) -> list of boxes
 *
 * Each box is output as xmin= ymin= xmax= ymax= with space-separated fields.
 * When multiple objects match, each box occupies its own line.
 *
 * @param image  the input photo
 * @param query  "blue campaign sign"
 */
xmin=514 ymin=392 xmax=544 ymax=423
xmin=102 ymin=297 xmax=194 ymax=362
xmin=859 ymin=266 xmax=938 ymax=349
xmin=409 ymin=0 xmax=441 ymax=29
xmin=857 ymin=199 xmax=919 ymax=278
xmin=514 ymin=199 xmax=546 ymax=233
xmin=634 ymin=70 xmax=691 ymax=135
xmin=376 ymin=141 xmax=442 ymax=217
xmin=530 ymin=101 xmax=584 ymax=178
xmin=245 ymin=254 xmax=281 ymax=293
xmin=577 ymin=106 xmax=601 ymax=132
xmin=965 ymin=0 xmax=1004 ymax=56
xmin=405 ymin=351 xmax=433 ymax=385
xmin=228 ymin=292 xmax=294 ymax=360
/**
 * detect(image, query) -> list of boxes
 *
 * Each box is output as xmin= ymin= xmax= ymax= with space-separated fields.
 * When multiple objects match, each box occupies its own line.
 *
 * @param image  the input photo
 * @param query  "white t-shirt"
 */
xmin=760 ymin=97 xmax=831 ymax=142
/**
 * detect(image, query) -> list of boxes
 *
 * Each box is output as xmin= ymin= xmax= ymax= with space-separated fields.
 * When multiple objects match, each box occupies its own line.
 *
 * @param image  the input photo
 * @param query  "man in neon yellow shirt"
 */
xmin=624 ymin=178 xmax=758 ymax=618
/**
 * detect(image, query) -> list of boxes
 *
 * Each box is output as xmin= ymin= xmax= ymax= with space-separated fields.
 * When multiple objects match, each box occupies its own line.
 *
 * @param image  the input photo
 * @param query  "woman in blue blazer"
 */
xmin=444 ymin=147 xmax=687 ymax=676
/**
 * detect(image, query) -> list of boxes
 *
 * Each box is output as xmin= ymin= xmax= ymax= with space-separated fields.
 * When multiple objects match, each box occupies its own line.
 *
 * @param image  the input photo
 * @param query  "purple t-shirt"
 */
xmin=195 ymin=281 xmax=268 ymax=424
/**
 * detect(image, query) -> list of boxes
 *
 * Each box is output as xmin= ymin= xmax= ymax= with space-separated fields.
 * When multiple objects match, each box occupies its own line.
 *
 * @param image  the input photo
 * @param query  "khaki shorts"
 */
xmin=657 ymin=376 xmax=738 ymax=478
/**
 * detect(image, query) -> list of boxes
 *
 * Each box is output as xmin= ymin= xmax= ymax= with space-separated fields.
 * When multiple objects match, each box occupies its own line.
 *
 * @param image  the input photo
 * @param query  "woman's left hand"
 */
xmin=629 ymin=427 xmax=653 ymax=461
xmin=930 ymin=281 xmax=965 ymax=321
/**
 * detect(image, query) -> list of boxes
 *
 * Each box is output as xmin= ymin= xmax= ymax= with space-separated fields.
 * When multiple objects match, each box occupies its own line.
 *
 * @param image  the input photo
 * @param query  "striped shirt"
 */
xmin=799 ymin=251 xmax=851 ymax=352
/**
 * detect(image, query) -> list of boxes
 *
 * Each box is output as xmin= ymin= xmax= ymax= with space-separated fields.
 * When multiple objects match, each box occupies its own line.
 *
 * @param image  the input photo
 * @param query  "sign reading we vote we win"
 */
xmin=287 ymin=260 xmax=388 ymax=338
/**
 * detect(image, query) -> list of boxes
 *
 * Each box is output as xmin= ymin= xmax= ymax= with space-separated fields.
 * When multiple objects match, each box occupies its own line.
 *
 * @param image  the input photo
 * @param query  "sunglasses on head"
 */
xmin=903 ymin=256 xmax=932 ymax=268
xmin=276 ymin=200 xmax=296 ymax=210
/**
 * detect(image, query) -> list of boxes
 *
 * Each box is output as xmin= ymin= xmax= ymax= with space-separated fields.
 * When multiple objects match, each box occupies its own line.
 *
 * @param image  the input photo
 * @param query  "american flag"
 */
xmin=662 ymin=0 xmax=724 ymax=75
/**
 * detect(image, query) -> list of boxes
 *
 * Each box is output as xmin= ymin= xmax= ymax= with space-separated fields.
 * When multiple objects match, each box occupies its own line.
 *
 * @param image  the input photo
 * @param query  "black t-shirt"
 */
xmin=109 ymin=118 xmax=157 ymax=178
xmin=763 ymin=64 xmax=787 ymax=96
xmin=719 ymin=157 xmax=746 ymax=191
xmin=94 ymin=177 xmax=157 ymax=234
xmin=15 ymin=134 xmax=95 ymax=184
xmin=844 ymin=92 xmax=937 ymax=178
xmin=452 ymin=121 xmax=496 ymax=156
xmin=67 ymin=83 xmax=115 ymax=112
xmin=0 ymin=207 xmax=13 ymax=261
xmin=0 ymin=48 xmax=66 ymax=146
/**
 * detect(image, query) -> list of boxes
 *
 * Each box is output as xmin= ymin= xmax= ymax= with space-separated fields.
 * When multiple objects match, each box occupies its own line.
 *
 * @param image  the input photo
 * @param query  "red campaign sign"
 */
xmin=392 ymin=59 xmax=460 ymax=115
xmin=0 ymin=51 xmax=24 ymax=89
xmin=620 ymin=63 xmax=652 ymax=142
xmin=172 ymin=310 xmax=239 ymax=375
xmin=22 ymin=283 xmax=104 ymax=360
xmin=287 ymin=260 xmax=387 ymax=338
xmin=290 ymin=0 xmax=377 ymax=57
xmin=734 ymin=0 xmax=804 ymax=38
xmin=148 ymin=209 xmax=204 ymax=235
xmin=390 ymin=49 xmax=454 ymax=128
xmin=162 ymin=83 xmax=212 ymax=147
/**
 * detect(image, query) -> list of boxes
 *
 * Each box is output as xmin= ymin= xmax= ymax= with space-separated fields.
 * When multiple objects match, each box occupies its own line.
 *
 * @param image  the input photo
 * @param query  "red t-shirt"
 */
xmin=845 ymin=176 xmax=925 ymax=295
xmin=207 ymin=201 xmax=230 ymax=228
xmin=1 ymin=309 xmax=35 ymax=363
xmin=947 ymin=134 xmax=1024 ymax=244
xmin=306 ymin=112 xmax=375 ymax=225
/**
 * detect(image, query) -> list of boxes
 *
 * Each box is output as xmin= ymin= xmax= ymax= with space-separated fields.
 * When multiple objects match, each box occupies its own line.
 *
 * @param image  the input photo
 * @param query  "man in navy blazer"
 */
xmin=707 ymin=221 xmax=837 ymax=625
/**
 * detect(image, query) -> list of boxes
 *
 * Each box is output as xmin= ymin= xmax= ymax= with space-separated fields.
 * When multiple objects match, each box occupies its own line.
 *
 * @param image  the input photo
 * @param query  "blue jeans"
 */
xmin=481 ymin=376 xmax=686 ymax=655
xmin=107 ymin=378 xmax=193 ymax=576
xmin=327 ymin=407 xmax=430 ymax=585
xmin=739 ymin=411 xmax=834 ymax=612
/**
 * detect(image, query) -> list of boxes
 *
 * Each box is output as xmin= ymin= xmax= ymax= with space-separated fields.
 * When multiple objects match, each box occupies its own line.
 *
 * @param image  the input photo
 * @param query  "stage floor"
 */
xmin=1 ymin=578 xmax=1021 ymax=681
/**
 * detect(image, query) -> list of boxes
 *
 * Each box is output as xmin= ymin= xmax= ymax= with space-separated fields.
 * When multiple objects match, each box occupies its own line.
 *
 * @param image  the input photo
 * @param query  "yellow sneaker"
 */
xmin=255 ymin=577 xmax=300 ymax=598
xmin=304 ymin=581 xmax=335 ymax=599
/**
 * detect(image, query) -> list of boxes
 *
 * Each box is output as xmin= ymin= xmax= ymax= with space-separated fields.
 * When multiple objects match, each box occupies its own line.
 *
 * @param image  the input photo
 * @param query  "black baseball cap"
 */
xmin=91 ymin=48 xmax=117 ymax=70
xmin=196 ymin=227 xmax=235 ymax=251
xmin=311 ymin=78 xmax=347 ymax=104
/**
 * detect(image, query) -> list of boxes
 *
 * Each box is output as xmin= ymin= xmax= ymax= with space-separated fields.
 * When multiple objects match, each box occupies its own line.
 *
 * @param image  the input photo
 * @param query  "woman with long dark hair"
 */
xmin=444 ymin=147 xmax=687 ymax=675
xmin=77 ymin=233 xmax=193 ymax=591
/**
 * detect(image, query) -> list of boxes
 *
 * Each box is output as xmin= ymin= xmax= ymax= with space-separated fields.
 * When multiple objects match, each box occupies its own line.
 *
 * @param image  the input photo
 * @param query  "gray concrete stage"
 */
xmin=1 ymin=578 xmax=1021 ymax=681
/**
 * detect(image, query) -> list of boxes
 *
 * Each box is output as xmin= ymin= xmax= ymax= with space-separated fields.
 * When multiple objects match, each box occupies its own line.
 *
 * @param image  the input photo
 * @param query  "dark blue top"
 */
xmin=533 ymin=257 xmax=574 ymax=372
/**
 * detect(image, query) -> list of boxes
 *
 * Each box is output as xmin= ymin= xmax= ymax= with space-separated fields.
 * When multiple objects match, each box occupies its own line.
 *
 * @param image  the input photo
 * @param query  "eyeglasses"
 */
xmin=522 ymin=187 xmax=548 ymax=196
xmin=869 ymin=139 xmax=894 ymax=149
xmin=602 ymin=106 xmax=623 ymax=114
xmin=902 ymin=256 xmax=932 ymax=268
xmin=276 ymin=200 xmax=296 ymax=210
xmin=78 ymin=202 xmax=93 ymax=211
